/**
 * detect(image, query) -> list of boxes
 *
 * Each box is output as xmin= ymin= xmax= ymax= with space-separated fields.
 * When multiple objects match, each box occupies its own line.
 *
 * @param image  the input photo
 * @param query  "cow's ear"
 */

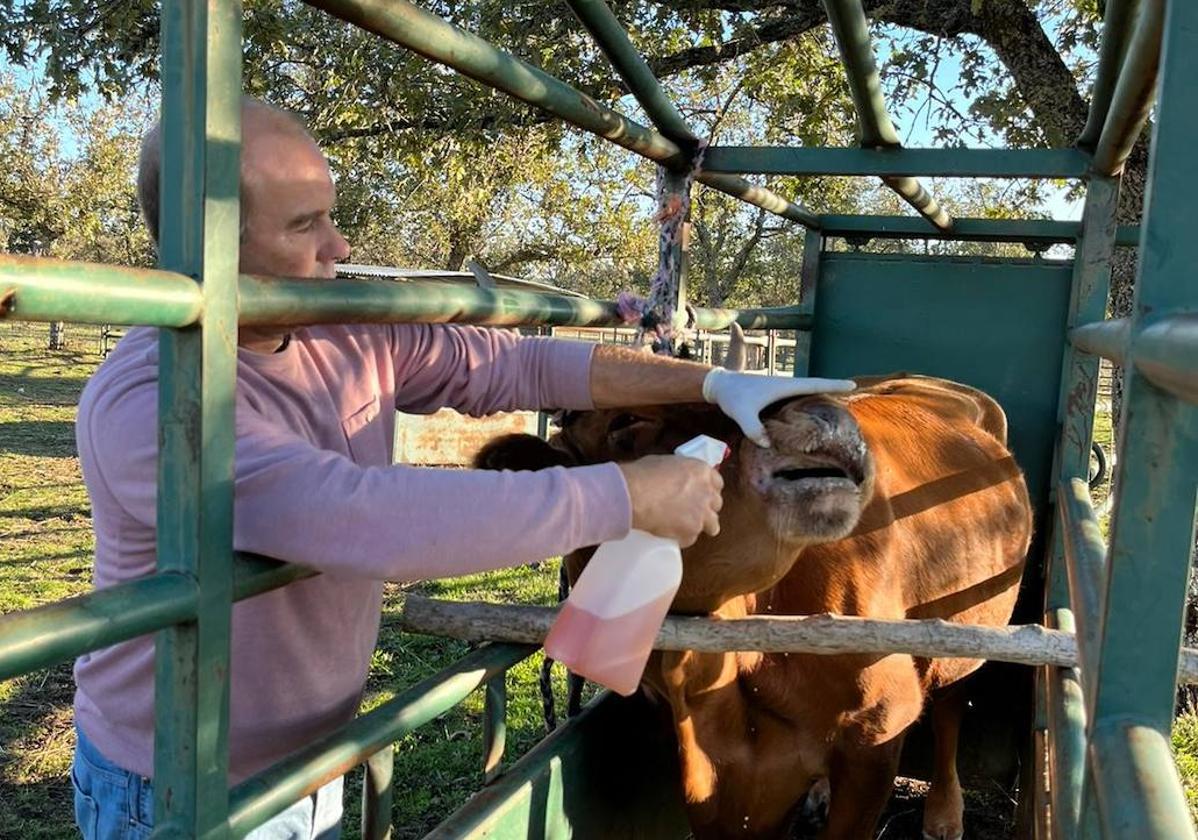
xmin=474 ymin=434 xmax=576 ymax=471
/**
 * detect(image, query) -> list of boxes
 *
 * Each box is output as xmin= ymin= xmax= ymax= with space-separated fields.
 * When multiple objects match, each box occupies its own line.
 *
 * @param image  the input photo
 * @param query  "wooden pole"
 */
xmin=399 ymin=596 xmax=1198 ymax=686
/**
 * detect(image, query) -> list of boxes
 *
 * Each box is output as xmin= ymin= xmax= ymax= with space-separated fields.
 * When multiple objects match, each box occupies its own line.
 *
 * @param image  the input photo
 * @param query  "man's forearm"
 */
xmin=589 ymin=343 xmax=711 ymax=408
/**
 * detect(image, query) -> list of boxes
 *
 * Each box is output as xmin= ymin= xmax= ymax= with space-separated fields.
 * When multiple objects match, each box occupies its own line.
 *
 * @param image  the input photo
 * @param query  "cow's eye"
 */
xmin=608 ymin=413 xmax=648 ymax=434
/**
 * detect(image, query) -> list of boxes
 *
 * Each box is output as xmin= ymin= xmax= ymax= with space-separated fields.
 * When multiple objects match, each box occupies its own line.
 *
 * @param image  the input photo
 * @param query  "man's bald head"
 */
xmin=136 ymin=97 xmax=314 ymax=245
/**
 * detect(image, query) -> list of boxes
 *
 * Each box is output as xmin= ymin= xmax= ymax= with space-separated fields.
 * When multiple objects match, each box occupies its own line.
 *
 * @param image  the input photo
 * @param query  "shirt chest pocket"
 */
xmin=340 ymin=394 xmax=388 ymax=466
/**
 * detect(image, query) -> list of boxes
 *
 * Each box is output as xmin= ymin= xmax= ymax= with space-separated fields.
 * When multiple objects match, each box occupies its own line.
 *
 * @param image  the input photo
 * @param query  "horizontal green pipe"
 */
xmin=565 ymin=0 xmax=695 ymax=142
xmin=303 ymin=0 xmax=816 ymax=226
xmin=232 ymin=553 xmax=318 ymax=601
xmin=1133 ymin=313 xmax=1198 ymax=405
xmin=0 ymin=573 xmax=198 ymax=681
xmin=0 ymin=255 xmax=202 ymax=326
xmin=702 ymin=147 xmax=1093 ymax=178
xmin=1078 ymin=0 xmax=1142 ymax=149
xmin=1070 ymin=317 xmax=1130 ymax=366
xmin=239 ymin=275 xmax=812 ymax=330
xmin=1090 ymin=722 xmax=1197 ymax=839
xmin=1092 ymin=0 xmax=1164 ymax=175
xmin=1045 ymin=608 xmax=1087 ymax=840
xmin=1058 ymin=478 xmax=1108 ymax=717
xmin=821 ymin=214 xmax=1140 ymax=245
xmin=227 ymin=643 xmax=535 ymax=838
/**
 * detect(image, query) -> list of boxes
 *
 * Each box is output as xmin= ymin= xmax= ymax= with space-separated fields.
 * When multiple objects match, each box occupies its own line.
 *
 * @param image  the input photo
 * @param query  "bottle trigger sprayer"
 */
xmin=543 ymin=434 xmax=728 ymax=696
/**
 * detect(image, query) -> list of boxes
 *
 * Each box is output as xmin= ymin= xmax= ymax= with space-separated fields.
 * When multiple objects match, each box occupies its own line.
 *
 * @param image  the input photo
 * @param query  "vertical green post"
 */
xmin=1082 ymin=1 xmax=1198 ymax=834
xmin=1042 ymin=175 xmax=1120 ymax=839
xmin=361 ymin=746 xmax=395 ymax=840
xmin=793 ymin=227 xmax=823 ymax=376
xmin=153 ymin=1 xmax=242 ymax=836
xmin=482 ymin=674 xmax=507 ymax=784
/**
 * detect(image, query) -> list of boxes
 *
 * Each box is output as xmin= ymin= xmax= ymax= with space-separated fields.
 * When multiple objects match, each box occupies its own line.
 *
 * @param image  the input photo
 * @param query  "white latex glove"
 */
xmin=702 ymin=369 xmax=857 ymax=448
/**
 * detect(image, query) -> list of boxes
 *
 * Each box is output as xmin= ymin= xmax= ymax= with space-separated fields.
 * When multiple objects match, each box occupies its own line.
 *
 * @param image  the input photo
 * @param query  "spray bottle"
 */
xmin=543 ymin=434 xmax=728 ymax=696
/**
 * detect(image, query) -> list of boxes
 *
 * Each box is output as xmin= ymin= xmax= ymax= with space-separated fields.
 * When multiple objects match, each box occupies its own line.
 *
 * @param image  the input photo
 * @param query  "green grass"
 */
xmin=0 ymin=321 xmax=587 ymax=839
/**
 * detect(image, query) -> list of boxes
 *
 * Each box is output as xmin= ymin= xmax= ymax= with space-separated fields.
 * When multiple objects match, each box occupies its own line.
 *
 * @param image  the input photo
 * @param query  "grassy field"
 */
xmin=0 ymin=320 xmax=1193 ymax=837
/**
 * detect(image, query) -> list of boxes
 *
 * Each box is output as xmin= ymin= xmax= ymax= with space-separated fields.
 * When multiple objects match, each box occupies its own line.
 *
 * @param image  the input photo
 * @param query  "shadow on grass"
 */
xmin=0 ymin=421 xmax=77 ymax=457
xmin=0 ymin=371 xmax=92 ymax=408
xmin=0 ymin=662 xmax=77 ymax=840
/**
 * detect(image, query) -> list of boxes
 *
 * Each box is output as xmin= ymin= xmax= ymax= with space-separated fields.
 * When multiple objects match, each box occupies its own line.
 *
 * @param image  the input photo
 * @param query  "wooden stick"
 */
xmin=399 ymin=596 xmax=1198 ymax=686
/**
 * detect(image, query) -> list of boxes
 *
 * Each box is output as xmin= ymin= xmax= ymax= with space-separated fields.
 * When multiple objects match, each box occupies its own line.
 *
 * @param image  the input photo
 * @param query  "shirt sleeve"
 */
xmin=83 ymin=381 xmax=633 ymax=580
xmin=392 ymin=324 xmax=596 ymax=416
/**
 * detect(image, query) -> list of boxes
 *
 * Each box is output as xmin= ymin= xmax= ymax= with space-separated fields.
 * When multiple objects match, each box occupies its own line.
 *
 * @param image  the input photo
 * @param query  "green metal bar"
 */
xmin=482 ymin=674 xmax=507 ymax=784
xmin=231 ymin=553 xmax=318 ymax=601
xmin=1044 ymin=609 xmax=1087 ymax=840
xmin=1090 ymin=723 xmax=1196 ymax=839
xmin=1078 ymin=0 xmax=1143 ymax=149
xmin=0 ymin=573 xmax=198 ymax=682
xmin=1069 ymin=318 xmax=1130 ymax=366
xmin=821 ymin=214 xmax=1140 ymax=245
xmin=1081 ymin=5 xmax=1198 ymax=832
xmin=302 ymin=0 xmax=818 ymax=227
xmin=702 ymin=146 xmax=1093 ymax=178
xmin=819 ymin=0 xmax=951 ymax=230
xmin=793 ymin=228 xmax=823 ymax=377
xmin=152 ymin=0 xmax=243 ymax=835
xmin=1033 ymin=668 xmax=1052 ymax=840
xmin=1092 ymin=0 xmax=1165 ymax=176
xmin=237 ymin=275 xmax=812 ymax=331
xmin=226 ymin=644 xmax=535 ymax=838
xmin=361 ymin=745 xmax=394 ymax=840
xmin=1058 ymin=479 xmax=1108 ymax=719
xmin=564 ymin=0 xmax=695 ymax=142
xmin=1047 ymin=174 xmax=1118 ymax=605
xmin=1133 ymin=313 xmax=1198 ymax=405
xmin=0 ymin=255 xmax=202 ymax=326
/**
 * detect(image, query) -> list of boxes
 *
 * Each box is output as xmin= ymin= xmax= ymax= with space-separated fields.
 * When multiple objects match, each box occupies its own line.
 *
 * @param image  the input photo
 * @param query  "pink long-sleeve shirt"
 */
xmin=73 ymin=323 xmax=631 ymax=783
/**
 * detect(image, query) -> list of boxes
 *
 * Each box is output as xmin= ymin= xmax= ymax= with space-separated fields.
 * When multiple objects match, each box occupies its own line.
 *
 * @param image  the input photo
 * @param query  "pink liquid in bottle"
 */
xmin=544 ymin=588 xmax=677 ymax=696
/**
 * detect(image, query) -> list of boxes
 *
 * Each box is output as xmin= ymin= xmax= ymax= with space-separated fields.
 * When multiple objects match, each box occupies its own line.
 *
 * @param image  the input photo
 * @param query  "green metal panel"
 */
xmin=701 ymin=146 xmax=1092 ymax=178
xmin=424 ymin=693 xmax=689 ymax=839
xmin=809 ymin=252 xmax=1072 ymax=510
xmin=0 ymin=573 xmax=197 ymax=681
xmin=483 ymin=675 xmax=507 ymax=784
xmin=301 ymin=0 xmax=816 ymax=226
xmin=1059 ymin=480 xmax=1109 ymax=720
xmin=227 ymin=644 xmax=534 ymax=837
xmin=152 ymin=0 xmax=243 ymax=836
xmin=0 ymin=255 xmax=202 ymax=326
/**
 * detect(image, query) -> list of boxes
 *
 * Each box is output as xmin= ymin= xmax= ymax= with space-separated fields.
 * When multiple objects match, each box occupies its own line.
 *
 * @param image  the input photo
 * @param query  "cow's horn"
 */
xmin=724 ymin=322 xmax=747 ymax=371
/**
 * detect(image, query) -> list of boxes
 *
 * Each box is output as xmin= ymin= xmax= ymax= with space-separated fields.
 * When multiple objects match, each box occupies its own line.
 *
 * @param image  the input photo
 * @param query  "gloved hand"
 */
xmin=702 ymin=369 xmax=856 ymax=448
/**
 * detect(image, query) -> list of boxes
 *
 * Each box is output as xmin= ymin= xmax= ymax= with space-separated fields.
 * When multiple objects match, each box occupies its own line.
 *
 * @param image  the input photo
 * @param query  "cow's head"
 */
xmin=476 ymin=328 xmax=874 ymax=611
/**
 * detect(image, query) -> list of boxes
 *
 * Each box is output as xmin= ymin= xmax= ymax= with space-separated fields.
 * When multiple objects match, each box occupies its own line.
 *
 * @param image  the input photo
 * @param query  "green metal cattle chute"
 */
xmin=1 ymin=0 xmax=1196 ymax=837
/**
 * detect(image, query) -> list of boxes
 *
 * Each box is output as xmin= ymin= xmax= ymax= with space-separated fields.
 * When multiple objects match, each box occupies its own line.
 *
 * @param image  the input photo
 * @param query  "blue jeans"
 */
xmin=71 ymin=725 xmax=343 ymax=840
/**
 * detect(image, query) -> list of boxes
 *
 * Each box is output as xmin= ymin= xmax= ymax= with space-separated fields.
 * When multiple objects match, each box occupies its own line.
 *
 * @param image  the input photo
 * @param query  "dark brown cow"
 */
xmin=476 ymin=368 xmax=1032 ymax=840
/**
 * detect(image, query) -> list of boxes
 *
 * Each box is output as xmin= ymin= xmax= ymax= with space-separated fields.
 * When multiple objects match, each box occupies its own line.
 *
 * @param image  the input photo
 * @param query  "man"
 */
xmin=70 ymin=98 xmax=851 ymax=838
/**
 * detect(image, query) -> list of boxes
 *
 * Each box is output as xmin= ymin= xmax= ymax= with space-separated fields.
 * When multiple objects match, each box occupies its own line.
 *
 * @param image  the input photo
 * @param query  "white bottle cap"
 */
xmin=674 ymin=434 xmax=728 ymax=467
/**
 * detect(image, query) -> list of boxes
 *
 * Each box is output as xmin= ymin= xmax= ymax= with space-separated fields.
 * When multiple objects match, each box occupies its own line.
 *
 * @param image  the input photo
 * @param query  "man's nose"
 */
xmin=321 ymin=227 xmax=351 ymax=264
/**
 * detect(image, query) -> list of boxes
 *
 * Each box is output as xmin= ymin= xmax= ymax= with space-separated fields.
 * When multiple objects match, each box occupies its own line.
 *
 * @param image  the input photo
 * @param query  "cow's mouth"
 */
xmin=769 ymin=448 xmax=865 ymax=489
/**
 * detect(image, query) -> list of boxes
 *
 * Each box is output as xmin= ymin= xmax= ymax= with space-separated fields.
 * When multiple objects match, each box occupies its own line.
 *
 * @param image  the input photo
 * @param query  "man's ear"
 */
xmin=473 ymin=434 xmax=576 ymax=471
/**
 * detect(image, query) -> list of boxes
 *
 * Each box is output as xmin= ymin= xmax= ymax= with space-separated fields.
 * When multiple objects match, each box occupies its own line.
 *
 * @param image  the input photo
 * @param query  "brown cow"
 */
xmin=476 ymin=366 xmax=1032 ymax=840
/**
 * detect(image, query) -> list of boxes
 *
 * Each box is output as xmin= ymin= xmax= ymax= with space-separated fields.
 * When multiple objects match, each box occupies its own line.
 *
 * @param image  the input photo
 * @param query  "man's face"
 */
xmin=239 ymin=129 xmax=350 ymax=280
